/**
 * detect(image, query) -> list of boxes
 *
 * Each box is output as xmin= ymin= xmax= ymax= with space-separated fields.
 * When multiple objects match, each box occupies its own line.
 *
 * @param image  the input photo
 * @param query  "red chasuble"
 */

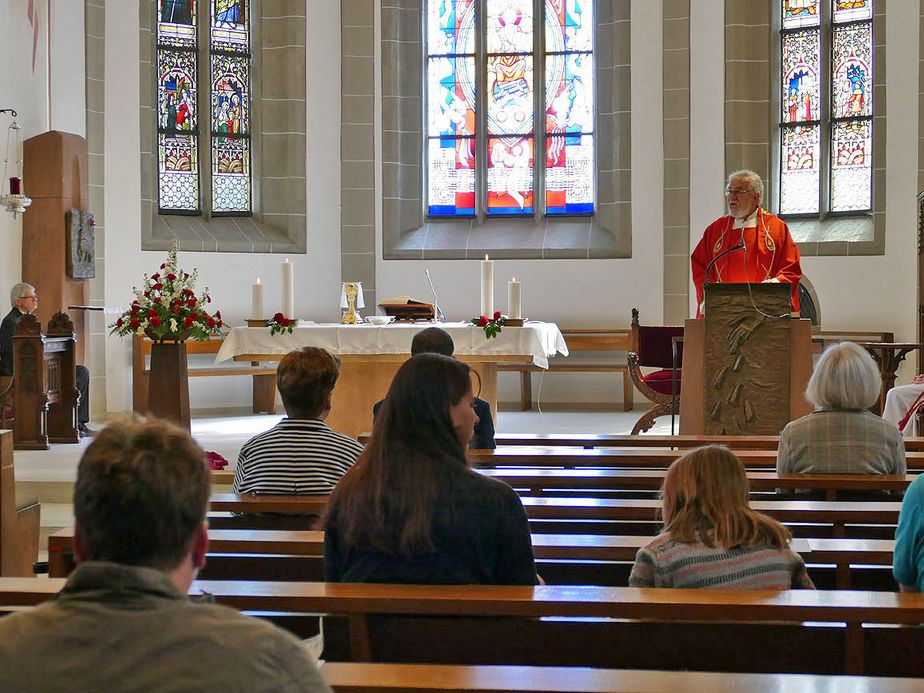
xmin=691 ymin=208 xmax=802 ymax=317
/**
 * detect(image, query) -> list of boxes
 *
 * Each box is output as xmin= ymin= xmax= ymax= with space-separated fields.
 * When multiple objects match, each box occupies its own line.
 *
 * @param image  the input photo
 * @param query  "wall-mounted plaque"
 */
xmin=65 ymin=209 xmax=95 ymax=279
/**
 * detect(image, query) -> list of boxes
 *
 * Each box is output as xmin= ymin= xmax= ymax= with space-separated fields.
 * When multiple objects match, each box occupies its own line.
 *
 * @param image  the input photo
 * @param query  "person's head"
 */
xmin=276 ymin=346 xmax=341 ymax=419
xmin=660 ymin=445 xmax=790 ymax=550
xmin=380 ymin=352 xmax=478 ymax=449
xmin=411 ymin=326 xmax=455 ymax=357
xmin=725 ymin=169 xmax=763 ymax=219
xmin=325 ymin=353 xmax=479 ymax=553
xmin=805 ymin=341 xmax=881 ymax=411
xmin=73 ymin=418 xmax=211 ymax=583
xmin=10 ymin=282 xmax=37 ymax=314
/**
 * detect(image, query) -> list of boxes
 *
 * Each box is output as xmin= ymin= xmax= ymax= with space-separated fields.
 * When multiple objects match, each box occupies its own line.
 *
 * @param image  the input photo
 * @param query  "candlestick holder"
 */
xmin=246 ymin=319 xmax=269 ymax=327
xmin=504 ymin=318 xmax=525 ymax=327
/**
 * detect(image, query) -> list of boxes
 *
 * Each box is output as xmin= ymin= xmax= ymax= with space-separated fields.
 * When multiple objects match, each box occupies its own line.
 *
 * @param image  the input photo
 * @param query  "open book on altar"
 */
xmin=377 ymin=296 xmax=435 ymax=321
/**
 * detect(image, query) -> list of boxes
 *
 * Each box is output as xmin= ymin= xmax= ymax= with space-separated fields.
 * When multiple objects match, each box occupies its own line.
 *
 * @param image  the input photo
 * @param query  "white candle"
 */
xmin=480 ymin=254 xmax=494 ymax=317
xmin=252 ymin=278 xmax=264 ymax=319
xmin=508 ymin=277 xmax=521 ymax=320
xmin=281 ymin=258 xmax=294 ymax=318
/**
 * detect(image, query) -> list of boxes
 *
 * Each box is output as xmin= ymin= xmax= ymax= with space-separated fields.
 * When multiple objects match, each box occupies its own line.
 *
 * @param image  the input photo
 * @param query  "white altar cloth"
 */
xmin=215 ymin=321 xmax=568 ymax=368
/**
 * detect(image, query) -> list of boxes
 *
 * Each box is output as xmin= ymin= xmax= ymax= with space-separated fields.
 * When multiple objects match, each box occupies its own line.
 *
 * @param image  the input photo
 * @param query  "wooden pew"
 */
xmin=48 ymin=526 xmax=896 ymax=590
xmin=204 ymin=492 xmax=902 ymax=540
xmin=319 ymin=662 xmax=924 ymax=692
xmin=480 ymin=468 xmax=915 ymax=500
xmin=494 ymin=432 xmax=924 ymax=452
xmin=4 ymin=579 xmax=923 ymax=675
xmin=0 ymin=431 xmax=39 ymax=576
xmin=498 ymin=328 xmax=635 ymax=411
xmin=202 ymin=493 xmax=901 ymax=539
xmin=470 ymin=447 xmax=924 ymax=471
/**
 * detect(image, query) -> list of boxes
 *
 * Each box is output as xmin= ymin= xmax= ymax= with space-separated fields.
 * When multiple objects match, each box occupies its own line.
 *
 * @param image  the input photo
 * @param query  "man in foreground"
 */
xmin=234 ymin=346 xmax=364 ymax=494
xmin=691 ymin=170 xmax=802 ymax=317
xmin=0 ymin=417 xmax=330 ymax=692
xmin=0 ymin=282 xmax=91 ymax=435
xmin=373 ymin=326 xmax=496 ymax=449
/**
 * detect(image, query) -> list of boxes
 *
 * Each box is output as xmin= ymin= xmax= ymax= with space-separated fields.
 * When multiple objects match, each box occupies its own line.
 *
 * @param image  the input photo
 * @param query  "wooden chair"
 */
xmin=626 ymin=308 xmax=683 ymax=434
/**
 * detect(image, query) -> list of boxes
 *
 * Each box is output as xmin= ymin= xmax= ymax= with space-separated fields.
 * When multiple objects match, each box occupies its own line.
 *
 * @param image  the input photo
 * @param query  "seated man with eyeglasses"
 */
xmin=0 ymin=282 xmax=91 ymax=436
xmin=691 ymin=169 xmax=802 ymax=318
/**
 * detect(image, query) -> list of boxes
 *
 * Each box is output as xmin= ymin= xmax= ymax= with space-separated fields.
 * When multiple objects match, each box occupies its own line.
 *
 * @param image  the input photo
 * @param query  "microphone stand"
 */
xmin=425 ymin=269 xmax=445 ymax=322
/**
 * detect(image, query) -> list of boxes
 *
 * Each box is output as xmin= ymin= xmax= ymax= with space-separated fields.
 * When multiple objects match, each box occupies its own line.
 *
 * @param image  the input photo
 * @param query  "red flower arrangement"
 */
xmin=268 ymin=312 xmax=295 ymax=336
xmin=109 ymin=241 xmax=222 ymax=343
xmin=471 ymin=310 xmax=505 ymax=339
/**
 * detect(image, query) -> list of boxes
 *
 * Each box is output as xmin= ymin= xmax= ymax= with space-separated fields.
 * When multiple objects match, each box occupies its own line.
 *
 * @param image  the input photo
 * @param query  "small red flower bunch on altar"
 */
xmin=268 ymin=312 xmax=295 ymax=336
xmin=109 ymin=241 xmax=223 ymax=343
xmin=471 ymin=310 xmax=505 ymax=339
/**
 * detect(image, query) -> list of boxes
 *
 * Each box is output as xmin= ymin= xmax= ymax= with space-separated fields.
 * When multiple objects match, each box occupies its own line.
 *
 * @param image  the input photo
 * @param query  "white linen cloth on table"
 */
xmin=214 ymin=321 xmax=568 ymax=369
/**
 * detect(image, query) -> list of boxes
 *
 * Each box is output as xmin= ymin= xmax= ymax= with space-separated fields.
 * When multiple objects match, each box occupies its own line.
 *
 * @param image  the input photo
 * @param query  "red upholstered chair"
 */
xmin=627 ymin=308 xmax=683 ymax=435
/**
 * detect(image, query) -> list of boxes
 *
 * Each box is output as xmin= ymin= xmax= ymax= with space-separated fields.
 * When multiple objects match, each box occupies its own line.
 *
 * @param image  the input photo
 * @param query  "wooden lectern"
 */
xmin=680 ymin=283 xmax=812 ymax=435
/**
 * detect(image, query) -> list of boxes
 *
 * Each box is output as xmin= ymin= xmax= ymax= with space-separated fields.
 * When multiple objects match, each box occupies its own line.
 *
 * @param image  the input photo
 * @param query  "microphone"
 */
xmin=425 ymin=269 xmax=445 ymax=322
xmin=704 ymin=239 xmax=746 ymax=284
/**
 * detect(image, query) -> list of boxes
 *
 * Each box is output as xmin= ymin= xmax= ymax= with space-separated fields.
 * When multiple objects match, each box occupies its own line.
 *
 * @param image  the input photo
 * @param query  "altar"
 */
xmin=215 ymin=322 xmax=567 ymax=438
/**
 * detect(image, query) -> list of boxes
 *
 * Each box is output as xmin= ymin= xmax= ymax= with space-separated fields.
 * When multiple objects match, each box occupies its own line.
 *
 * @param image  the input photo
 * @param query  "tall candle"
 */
xmin=281 ymin=258 xmax=294 ymax=319
xmin=8 ymin=177 xmax=20 ymax=195
xmin=480 ymin=255 xmax=494 ymax=317
xmin=508 ymin=277 xmax=521 ymax=320
xmin=251 ymin=278 xmax=264 ymax=319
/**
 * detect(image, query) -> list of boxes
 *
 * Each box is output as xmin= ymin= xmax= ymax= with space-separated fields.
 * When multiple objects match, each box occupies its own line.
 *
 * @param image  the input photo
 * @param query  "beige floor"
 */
xmin=14 ymin=405 xmax=671 ymax=560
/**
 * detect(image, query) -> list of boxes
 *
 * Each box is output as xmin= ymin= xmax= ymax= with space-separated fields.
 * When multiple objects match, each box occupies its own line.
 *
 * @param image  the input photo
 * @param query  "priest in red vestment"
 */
xmin=691 ymin=170 xmax=802 ymax=317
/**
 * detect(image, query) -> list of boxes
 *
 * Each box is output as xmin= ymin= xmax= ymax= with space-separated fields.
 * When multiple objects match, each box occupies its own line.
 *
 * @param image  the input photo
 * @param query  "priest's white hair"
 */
xmin=727 ymin=169 xmax=763 ymax=199
xmin=806 ymin=341 xmax=881 ymax=411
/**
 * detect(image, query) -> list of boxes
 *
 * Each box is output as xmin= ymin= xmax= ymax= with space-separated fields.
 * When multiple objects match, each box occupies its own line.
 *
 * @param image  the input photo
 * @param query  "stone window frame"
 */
xmin=139 ymin=0 xmax=308 ymax=253
xmin=381 ymin=0 xmax=631 ymax=260
xmin=769 ymin=0 xmax=885 ymax=256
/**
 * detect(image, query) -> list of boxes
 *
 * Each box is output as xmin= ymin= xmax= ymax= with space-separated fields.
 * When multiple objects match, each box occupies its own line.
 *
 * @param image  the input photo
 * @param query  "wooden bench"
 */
xmin=471 ymin=447 xmax=924 ymax=470
xmin=499 ymin=328 xmax=635 ymax=411
xmin=481 ymin=468 xmax=915 ymax=500
xmin=132 ymin=334 xmax=279 ymax=415
xmin=6 ymin=579 xmax=923 ymax=675
xmin=494 ymin=432 xmax=924 ymax=452
xmin=47 ymin=527 xmax=897 ymax=590
xmin=318 ymin=662 xmax=924 ymax=693
xmin=203 ymin=492 xmax=903 ymax=540
xmin=0 ymin=431 xmax=39 ymax=576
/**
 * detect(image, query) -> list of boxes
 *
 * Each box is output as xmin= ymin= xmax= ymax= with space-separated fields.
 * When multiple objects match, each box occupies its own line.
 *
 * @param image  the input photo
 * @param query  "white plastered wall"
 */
xmin=99 ymin=0 xmax=344 ymax=414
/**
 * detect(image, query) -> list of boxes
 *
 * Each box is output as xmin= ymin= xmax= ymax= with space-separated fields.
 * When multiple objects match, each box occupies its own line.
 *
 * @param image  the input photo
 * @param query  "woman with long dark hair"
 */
xmin=323 ymin=353 xmax=537 ymax=584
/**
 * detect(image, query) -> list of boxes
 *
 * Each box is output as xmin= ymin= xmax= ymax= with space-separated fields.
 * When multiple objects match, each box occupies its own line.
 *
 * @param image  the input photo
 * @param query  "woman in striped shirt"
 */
xmin=629 ymin=446 xmax=814 ymax=590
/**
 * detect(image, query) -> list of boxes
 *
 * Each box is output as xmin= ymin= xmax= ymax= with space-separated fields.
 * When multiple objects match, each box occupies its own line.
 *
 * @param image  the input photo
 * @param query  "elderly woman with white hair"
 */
xmin=777 ymin=342 xmax=905 ymax=475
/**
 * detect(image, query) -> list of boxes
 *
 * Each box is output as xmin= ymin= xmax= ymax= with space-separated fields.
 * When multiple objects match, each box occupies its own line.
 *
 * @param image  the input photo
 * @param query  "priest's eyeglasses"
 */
xmin=725 ymin=188 xmax=753 ymax=196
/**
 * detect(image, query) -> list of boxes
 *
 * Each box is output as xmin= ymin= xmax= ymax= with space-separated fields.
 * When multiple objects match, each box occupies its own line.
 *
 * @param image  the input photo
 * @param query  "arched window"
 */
xmin=156 ymin=0 xmax=252 ymax=215
xmin=779 ymin=0 xmax=872 ymax=216
xmin=425 ymin=0 xmax=595 ymax=218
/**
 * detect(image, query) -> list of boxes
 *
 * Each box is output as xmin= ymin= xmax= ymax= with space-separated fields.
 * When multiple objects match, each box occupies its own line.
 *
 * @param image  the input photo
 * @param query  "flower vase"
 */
xmin=147 ymin=340 xmax=191 ymax=431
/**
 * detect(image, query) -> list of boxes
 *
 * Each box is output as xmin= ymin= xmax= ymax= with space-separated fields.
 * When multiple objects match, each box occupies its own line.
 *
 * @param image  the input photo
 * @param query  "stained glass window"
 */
xmin=157 ymin=0 xmax=200 ymax=212
xmin=426 ymin=0 xmax=595 ymax=217
xmin=156 ymin=0 xmax=252 ymax=215
xmin=779 ymin=0 xmax=872 ymax=216
xmin=210 ymin=0 xmax=251 ymax=213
